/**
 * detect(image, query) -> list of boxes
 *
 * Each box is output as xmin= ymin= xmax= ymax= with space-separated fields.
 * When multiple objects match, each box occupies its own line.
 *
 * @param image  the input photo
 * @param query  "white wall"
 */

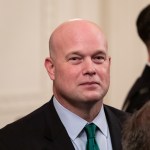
xmin=103 ymin=1 xmax=149 ymax=108
xmin=0 ymin=0 xmax=149 ymax=128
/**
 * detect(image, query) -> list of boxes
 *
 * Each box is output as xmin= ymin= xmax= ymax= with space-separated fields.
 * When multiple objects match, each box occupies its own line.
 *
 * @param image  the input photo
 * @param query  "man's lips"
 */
xmin=79 ymin=81 xmax=100 ymax=86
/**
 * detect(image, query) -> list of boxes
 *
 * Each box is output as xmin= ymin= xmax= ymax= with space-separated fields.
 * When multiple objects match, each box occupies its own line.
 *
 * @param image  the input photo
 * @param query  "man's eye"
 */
xmin=70 ymin=57 xmax=80 ymax=60
xmin=93 ymin=56 xmax=105 ymax=63
xmin=68 ymin=57 xmax=82 ymax=64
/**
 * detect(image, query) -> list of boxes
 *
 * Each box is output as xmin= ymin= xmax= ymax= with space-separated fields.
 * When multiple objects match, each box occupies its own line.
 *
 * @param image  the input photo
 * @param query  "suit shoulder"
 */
xmin=104 ymin=105 xmax=130 ymax=123
xmin=0 ymin=101 xmax=50 ymax=136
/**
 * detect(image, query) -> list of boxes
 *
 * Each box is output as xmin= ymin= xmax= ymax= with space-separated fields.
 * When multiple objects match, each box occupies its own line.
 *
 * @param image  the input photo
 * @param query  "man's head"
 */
xmin=136 ymin=4 xmax=150 ymax=49
xmin=45 ymin=19 xmax=111 ymax=110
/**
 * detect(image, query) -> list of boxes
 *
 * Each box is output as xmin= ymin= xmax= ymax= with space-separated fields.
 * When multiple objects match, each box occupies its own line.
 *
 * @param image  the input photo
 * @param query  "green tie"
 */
xmin=85 ymin=123 xmax=100 ymax=150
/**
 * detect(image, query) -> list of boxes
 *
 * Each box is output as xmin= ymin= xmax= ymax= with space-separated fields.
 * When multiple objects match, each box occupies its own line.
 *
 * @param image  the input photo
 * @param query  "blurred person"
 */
xmin=122 ymin=101 xmax=150 ymax=150
xmin=0 ymin=19 xmax=128 ymax=150
xmin=122 ymin=4 xmax=150 ymax=113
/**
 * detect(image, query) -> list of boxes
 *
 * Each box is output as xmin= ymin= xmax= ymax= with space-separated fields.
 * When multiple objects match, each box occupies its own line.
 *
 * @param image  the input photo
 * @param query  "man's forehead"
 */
xmin=49 ymin=19 xmax=108 ymax=56
xmin=52 ymin=23 xmax=106 ymax=45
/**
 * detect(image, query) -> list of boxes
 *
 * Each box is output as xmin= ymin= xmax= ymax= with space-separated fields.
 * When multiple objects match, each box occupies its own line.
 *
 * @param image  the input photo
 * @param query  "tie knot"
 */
xmin=85 ymin=123 xmax=97 ymax=139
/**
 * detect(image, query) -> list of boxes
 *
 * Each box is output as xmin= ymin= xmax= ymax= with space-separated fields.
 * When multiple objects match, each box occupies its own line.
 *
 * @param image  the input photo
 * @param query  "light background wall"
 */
xmin=0 ymin=0 xmax=149 ymax=128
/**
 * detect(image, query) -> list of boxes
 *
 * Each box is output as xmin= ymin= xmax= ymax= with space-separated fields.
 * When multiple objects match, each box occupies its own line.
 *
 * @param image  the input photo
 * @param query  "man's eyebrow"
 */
xmin=65 ymin=51 xmax=83 ymax=58
xmin=65 ymin=49 xmax=107 ymax=59
xmin=67 ymin=51 xmax=82 ymax=55
xmin=92 ymin=50 xmax=107 ymax=56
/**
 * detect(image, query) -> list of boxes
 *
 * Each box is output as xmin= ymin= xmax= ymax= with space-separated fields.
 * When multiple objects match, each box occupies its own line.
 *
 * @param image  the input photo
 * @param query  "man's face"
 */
xmin=47 ymin=22 xmax=111 ymax=106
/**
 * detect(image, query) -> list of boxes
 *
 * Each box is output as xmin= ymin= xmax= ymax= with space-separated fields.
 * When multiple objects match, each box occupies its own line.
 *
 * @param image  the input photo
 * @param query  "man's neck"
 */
xmin=54 ymin=95 xmax=102 ymax=122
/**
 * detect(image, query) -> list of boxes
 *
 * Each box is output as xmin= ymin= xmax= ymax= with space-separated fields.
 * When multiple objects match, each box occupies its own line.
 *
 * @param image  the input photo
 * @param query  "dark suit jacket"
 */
xmin=122 ymin=65 xmax=150 ymax=113
xmin=0 ymin=97 xmax=128 ymax=150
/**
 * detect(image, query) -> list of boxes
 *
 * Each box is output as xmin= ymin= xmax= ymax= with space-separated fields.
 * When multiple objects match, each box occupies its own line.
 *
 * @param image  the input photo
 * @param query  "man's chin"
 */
xmin=82 ymin=94 xmax=102 ymax=102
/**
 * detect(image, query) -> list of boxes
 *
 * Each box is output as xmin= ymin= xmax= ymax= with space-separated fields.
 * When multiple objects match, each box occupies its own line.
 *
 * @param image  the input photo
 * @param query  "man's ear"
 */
xmin=44 ymin=57 xmax=55 ymax=80
xmin=109 ymin=56 xmax=111 ymax=65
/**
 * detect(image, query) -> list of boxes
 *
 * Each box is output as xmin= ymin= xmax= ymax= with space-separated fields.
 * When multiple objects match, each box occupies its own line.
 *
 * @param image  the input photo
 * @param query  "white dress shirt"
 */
xmin=53 ymin=97 xmax=112 ymax=150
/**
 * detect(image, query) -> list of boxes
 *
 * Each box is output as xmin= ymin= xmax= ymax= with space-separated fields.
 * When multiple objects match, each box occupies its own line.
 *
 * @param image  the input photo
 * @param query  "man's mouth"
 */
xmin=80 ymin=81 xmax=99 ymax=86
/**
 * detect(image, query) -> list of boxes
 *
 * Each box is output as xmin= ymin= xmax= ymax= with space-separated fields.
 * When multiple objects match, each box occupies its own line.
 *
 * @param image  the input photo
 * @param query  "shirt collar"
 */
xmin=53 ymin=97 xmax=87 ymax=140
xmin=53 ymin=97 xmax=108 ymax=140
xmin=92 ymin=105 xmax=108 ymax=138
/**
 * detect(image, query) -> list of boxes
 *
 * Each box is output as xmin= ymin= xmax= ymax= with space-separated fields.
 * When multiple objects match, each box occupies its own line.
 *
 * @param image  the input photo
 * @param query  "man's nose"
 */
xmin=82 ymin=58 xmax=96 ymax=76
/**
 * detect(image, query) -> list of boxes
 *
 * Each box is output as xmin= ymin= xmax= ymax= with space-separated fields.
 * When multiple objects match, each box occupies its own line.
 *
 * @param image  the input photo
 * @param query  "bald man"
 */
xmin=0 ymin=19 xmax=128 ymax=150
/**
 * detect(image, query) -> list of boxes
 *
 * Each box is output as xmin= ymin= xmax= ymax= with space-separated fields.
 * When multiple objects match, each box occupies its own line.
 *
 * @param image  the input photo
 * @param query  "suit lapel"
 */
xmin=43 ymin=98 xmax=75 ymax=150
xmin=41 ymin=98 xmax=126 ymax=150
xmin=104 ymin=106 xmax=123 ymax=150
